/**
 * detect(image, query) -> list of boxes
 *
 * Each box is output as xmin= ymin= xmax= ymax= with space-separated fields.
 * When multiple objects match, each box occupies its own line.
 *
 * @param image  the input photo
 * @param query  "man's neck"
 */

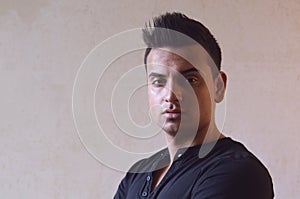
xmin=165 ymin=124 xmax=224 ymax=163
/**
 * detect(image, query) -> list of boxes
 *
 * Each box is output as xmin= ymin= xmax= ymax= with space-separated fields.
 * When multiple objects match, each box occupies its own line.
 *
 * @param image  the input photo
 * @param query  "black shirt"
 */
xmin=114 ymin=137 xmax=274 ymax=199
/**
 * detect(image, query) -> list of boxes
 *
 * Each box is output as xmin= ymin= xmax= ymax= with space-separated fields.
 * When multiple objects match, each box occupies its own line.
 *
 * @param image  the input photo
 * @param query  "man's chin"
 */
xmin=162 ymin=125 xmax=179 ymax=137
xmin=162 ymin=122 xmax=199 ymax=142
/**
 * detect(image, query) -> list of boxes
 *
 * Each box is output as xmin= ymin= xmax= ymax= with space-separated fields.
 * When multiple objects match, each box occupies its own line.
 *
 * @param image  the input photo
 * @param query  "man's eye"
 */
xmin=152 ymin=79 xmax=166 ymax=86
xmin=186 ymin=77 xmax=198 ymax=84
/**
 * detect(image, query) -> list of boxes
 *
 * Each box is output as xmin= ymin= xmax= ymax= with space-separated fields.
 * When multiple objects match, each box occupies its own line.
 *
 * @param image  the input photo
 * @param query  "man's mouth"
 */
xmin=164 ymin=112 xmax=181 ymax=119
xmin=162 ymin=109 xmax=182 ymax=119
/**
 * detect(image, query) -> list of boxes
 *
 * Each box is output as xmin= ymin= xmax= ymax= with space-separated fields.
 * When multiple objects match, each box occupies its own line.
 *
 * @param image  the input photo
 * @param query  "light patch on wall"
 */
xmin=0 ymin=0 xmax=49 ymax=24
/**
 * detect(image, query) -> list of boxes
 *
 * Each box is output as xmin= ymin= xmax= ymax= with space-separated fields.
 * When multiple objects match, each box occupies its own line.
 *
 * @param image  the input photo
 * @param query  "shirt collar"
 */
xmin=150 ymin=137 xmax=230 ymax=171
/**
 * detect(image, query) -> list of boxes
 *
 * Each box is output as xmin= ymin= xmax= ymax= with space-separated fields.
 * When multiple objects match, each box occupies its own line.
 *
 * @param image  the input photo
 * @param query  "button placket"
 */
xmin=140 ymin=174 xmax=152 ymax=198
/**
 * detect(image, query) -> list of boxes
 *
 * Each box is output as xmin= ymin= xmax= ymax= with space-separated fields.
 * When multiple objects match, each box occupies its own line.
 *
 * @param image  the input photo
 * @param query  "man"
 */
xmin=114 ymin=12 xmax=274 ymax=198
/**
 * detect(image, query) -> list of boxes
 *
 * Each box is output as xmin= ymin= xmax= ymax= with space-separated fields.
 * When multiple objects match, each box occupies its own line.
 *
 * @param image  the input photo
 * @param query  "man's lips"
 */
xmin=162 ymin=109 xmax=182 ymax=119
xmin=164 ymin=112 xmax=181 ymax=119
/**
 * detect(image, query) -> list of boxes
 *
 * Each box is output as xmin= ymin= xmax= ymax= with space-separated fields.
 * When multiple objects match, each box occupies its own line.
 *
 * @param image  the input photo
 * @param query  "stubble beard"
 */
xmin=161 ymin=116 xmax=201 ymax=146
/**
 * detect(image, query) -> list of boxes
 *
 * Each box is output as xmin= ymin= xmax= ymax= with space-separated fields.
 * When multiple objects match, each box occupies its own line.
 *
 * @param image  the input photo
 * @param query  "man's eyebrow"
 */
xmin=148 ymin=68 xmax=199 ymax=78
xmin=179 ymin=67 xmax=199 ymax=75
xmin=148 ymin=72 xmax=166 ymax=78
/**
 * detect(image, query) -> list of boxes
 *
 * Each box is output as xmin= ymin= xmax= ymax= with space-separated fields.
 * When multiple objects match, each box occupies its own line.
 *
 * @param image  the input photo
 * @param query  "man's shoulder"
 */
xmin=194 ymin=137 xmax=274 ymax=198
xmin=127 ymin=147 xmax=169 ymax=174
xmin=206 ymin=137 xmax=271 ymax=180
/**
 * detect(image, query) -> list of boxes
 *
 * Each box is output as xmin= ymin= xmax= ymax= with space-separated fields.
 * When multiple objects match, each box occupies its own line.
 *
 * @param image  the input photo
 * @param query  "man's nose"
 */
xmin=163 ymin=81 xmax=183 ymax=103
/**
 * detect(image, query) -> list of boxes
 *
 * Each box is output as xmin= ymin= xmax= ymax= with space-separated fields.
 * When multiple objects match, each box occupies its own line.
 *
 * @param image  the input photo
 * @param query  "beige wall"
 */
xmin=1 ymin=0 xmax=299 ymax=198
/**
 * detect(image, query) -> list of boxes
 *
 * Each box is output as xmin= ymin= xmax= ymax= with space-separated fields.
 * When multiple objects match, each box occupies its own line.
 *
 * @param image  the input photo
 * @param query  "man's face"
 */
xmin=146 ymin=46 xmax=216 ymax=140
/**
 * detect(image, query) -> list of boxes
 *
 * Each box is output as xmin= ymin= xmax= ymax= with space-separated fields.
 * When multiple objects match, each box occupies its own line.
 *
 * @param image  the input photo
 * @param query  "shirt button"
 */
xmin=177 ymin=153 xmax=182 ymax=158
xmin=142 ymin=191 xmax=148 ymax=197
xmin=146 ymin=176 xmax=151 ymax=181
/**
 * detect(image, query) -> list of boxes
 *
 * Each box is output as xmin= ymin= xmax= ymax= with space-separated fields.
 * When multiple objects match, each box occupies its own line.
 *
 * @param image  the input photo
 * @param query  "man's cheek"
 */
xmin=148 ymin=102 xmax=160 ymax=121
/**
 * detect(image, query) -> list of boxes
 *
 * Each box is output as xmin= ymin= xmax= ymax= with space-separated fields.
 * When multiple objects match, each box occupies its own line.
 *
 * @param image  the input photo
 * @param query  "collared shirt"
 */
xmin=114 ymin=137 xmax=274 ymax=199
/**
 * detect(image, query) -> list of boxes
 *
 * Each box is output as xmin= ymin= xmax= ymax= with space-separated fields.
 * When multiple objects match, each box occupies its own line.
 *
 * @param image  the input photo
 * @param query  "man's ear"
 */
xmin=214 ymin=71 xmax=227 ymax=103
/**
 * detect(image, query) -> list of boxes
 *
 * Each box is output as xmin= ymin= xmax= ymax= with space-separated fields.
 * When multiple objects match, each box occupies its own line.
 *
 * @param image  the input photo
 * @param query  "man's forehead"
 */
xmin=147 ymin=45 xmax=212 ymax=74
xmin=159 ymin=45 xmax=208 ymax=57
xmin=148 ymin=45 xmax=210 ymax=66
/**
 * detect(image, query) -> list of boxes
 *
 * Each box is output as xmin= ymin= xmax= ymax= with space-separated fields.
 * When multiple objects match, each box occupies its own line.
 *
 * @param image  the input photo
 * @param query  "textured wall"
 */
xmin=0 ymin=0 xmax=299 ymax=198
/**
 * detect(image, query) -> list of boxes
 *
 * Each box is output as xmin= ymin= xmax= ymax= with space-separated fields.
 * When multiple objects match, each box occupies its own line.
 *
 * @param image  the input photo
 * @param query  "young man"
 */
xmin=114 ymin=12 xmax=274 ymax=199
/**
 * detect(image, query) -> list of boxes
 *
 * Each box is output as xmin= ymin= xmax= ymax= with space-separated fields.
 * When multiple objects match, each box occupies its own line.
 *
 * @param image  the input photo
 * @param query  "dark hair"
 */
xmin=143 ymin=12 xmax=222 ymax=73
